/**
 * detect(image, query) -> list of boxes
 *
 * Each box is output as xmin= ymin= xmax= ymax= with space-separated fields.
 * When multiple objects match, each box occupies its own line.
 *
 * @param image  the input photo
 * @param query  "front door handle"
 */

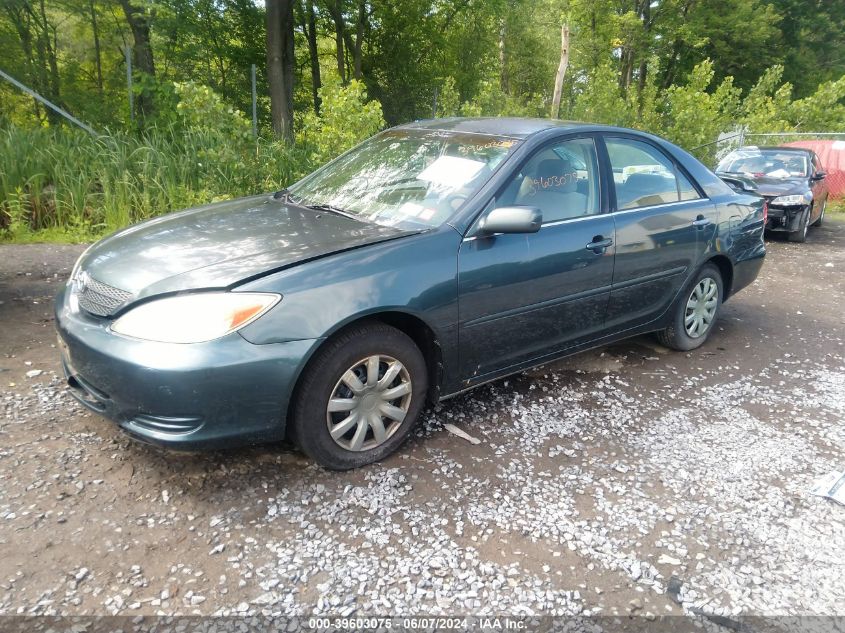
xmin=692 ymin=215 xmax=711 ymax=228
xmin=585 ymin=236 xmax=613 ymax=252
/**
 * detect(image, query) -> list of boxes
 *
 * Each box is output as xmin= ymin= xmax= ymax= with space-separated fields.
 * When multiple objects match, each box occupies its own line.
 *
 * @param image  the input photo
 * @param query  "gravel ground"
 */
xmin=0 ymin=222 xmax=843 ymax=621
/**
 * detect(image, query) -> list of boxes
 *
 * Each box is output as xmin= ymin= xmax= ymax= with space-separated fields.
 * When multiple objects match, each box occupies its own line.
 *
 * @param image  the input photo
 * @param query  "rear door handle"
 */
xmin=692 ymin=215 xmax=711 ymax=228
xmin=585 ymin=237 xmax=613 ymax=252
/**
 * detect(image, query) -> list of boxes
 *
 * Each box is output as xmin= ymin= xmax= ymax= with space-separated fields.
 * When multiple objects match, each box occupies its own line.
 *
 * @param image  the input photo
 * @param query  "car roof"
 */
xmin=736 ymin=145 xmax=814 ymax=156
xmin=395 ymin=117 xmax=614 ymax=139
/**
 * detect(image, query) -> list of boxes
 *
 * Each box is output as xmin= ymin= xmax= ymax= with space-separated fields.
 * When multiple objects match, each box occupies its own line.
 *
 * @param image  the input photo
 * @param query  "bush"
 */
xmin=0 ymin=79 xmax=387 ymax=241
xmin=664 ymin=61 xmax=741 ymax=162
xmin=0 ymin=125 xmax=312 ymax=240
xmin=299 ymin=80 xmax=385 ymax=164
xmin=5 ymin=67 xmax=845 ymax=243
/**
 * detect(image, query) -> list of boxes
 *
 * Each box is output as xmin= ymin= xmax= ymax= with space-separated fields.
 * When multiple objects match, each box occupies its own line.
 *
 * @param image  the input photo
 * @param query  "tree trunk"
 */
xmin=499 ymin=19 xmax=508 ymax=94
xmin=636 ymin=0 xmax=650 ymax=95
xmin=352 ymin=0 xmax=365 ymax=80
xmin=89 ymin=0 xmax=104 ymax=95
xmin=619 ymin=48 xmax=634 ymax=91
xmin=45 ymin=9 xmax=60 ymax=113
xmin=304 ymin=0 xmax=321 ymax=113
xmin=661 ymin=40 xmax=682 ymax=89
xmin=327 ymin=0 xmax=346 ymax=84
xmin=637 ymin=59 xmax=648 ymax=94
xmin=25 ymin=0 xmax=61 ymax=125
xmin=550 ymin=24 xmax=570 ymax=120
xmin=660 ymin=1 xmax=692 ymax=88
xmin=6 ymin=4 xmax=41 ymax=120
xmin=118 ymin=0 xmax=156 ymax=118
xmin=266 ymin=0 xmax=295 ymax=142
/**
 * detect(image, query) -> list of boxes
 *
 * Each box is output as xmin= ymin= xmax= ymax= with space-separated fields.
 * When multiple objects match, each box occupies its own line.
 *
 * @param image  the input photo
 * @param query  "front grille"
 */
xmin=76 ymin=277 xmax=133 ymax=317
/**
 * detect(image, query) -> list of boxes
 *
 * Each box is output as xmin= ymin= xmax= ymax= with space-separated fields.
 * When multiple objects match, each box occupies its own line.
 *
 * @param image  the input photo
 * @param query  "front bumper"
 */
xmin=55 ymin=285 xmax=319 ymax=450
xmin=765 ymin=204 xmax=806 ymax=232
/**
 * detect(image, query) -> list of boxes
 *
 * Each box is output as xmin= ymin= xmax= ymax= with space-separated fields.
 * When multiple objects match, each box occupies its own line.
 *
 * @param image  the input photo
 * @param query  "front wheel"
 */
xmin=788 ymin=206 xmax=810 ymax=243
xmin=289 ymin=322 xmax=428 ymax=470
xmin=657 ymin=264 xmax=723 ymax=351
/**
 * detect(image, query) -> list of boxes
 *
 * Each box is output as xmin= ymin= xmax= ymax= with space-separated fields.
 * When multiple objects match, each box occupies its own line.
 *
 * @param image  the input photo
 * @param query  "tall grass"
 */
xmin=0 ymin=125 xmax=314 ymax=242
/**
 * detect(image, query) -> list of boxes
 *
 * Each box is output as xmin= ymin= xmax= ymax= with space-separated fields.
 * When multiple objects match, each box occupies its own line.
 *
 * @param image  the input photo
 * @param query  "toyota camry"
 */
xmin=56 ymin=118 xmax=766 ymax=469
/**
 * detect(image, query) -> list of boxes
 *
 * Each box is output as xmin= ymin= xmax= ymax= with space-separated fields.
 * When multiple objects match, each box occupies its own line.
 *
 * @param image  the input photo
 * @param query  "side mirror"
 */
xmin=718 ymin=174 xmax=757 ymax=193
xmin=476 ymin=206 xmax=542 ymax=236
xmin=812 ymin=172 xmax=826 ymax=181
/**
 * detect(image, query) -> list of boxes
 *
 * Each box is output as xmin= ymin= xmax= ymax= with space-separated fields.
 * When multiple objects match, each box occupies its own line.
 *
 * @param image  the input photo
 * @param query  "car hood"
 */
xmin=75 ymin=194 xmax=415 ymax=301
xmin=743 ymin=177 xmax=808 ymax=198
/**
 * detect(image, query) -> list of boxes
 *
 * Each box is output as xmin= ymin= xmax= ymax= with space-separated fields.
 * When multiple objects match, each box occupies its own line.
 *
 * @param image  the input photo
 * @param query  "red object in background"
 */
xmin=763 ymin=199 xmax=768 ymax=224
xmin=783 ymin=139 xmax=845 ymax=199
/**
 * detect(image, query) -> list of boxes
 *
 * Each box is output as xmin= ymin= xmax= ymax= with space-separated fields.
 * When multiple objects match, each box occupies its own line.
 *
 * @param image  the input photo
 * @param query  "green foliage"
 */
xmin=664 ymin=61 xmax=741 ymax=160
xmin=0 ymin=78 xmax=387 ymax=242
xmin=299 ymin=80 xmax=385 ymax=164
xmin=740 ymin=65 xmax=795 ymax=133
xmin=828 ymin=198 xmax=845 ymax=216
xmin=571 ymin=64 xmax=636 ymax=127
xmin=174 ymin=81 xmax=251 ymax=137
xmin=449 ymin=79 xmax=546 ymax=119
xmin=435 ymin=77 xmax=461 ymax=118
xmin=3 ymin=0 xmax=845 ymax=243
xmin=788 ymin=77 xmax=845 ymax=131
xmin=0 ymin=124 xmax=311 ymax=242
xmin=772 ymin=0 xmax=845 ymax=98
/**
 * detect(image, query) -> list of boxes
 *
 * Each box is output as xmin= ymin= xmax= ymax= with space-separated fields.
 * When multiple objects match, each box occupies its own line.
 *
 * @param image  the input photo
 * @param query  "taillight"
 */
xmin=762 ymin=200 xmax=768 ymax=223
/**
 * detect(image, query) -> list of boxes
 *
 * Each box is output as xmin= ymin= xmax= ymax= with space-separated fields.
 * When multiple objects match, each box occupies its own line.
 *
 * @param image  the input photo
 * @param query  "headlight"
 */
xmin=68 ymin=245 xmax=94 ymax=285
xmin=770 ymin=193 xmax=811 ymax=206
xmin=111 ymin=292 xmax=280 ymax=343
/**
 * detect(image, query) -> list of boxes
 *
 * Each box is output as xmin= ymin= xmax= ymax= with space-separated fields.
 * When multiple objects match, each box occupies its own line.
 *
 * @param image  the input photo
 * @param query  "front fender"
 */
xmin=236 ymin=227 xmax=462 ymax=387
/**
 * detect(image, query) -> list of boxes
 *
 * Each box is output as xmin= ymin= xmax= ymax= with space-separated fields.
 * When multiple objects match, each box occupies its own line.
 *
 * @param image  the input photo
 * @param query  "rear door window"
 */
xmin=605 ymin=137 xmax=700 ymax=209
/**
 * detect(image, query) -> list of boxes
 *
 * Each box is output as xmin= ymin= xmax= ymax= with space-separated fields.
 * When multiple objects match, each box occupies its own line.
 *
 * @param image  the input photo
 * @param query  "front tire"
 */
xmin=788 ymin=206 xmax=810 ymax=243
xmin=657 ymin=264 xmax=723 ymax=351
xmin=289 ymin=322 xmax=428 ymax=470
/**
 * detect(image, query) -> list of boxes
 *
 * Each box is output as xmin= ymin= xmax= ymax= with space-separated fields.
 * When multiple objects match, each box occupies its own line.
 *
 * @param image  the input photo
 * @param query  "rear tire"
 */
xmin=289 ymin=322 xmax=428 ymax=470
xmin=788 ymin=206 xmax=810 ymax=243
xmin=657 ymin=264 xmax=723 ymax=352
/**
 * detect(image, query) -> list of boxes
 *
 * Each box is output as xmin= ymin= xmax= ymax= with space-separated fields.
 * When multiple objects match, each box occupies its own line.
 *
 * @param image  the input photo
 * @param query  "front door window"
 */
xmin=494 ymin=137 xmax=601 ymax=223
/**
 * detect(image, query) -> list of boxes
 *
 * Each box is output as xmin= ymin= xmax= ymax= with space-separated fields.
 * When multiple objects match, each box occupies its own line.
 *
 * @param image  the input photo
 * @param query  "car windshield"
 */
xmin=717 ymin=148 xmax=809 ymax=179
xmin=288 ymin=129 xmax=520 ymax=229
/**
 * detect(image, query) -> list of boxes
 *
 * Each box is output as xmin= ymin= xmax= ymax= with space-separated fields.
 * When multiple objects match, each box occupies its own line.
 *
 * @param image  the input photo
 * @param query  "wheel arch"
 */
xmin=284 ymin=310 xmax=443 ymax=439
xmin=704 ymin=254 xmax=734 ymax=301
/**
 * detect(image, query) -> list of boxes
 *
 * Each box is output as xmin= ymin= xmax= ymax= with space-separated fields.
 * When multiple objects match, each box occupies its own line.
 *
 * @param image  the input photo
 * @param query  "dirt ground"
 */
xmin=0 ymin=221 xmax=843 ymax=621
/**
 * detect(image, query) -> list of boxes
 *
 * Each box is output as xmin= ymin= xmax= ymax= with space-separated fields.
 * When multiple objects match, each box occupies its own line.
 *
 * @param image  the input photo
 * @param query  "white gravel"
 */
xmin=1 ymin=233 xmax=844 ymax=620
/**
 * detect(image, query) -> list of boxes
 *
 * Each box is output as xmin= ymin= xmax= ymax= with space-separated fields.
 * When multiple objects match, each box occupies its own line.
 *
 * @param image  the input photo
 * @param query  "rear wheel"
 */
xmin=657 ymin=264 xmax=723 ymax=351
xmin=812 ymin=198 xmax=826 ymax=227
xmin=788 ymin=206 xmax=810 ymax=243
xmin=289 ymin=322 xmax=428 ymax=470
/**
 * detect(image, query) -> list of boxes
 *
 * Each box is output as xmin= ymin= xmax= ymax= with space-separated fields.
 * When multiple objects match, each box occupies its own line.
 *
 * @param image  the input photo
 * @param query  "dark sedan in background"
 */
xmin=716 ymin=145 xmax=829 ymax=242
xmin=56 ymin=118 xmax=766 ymax=469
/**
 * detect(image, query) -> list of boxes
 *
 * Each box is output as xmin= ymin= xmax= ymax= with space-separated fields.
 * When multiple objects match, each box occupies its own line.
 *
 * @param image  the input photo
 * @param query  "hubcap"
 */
xmin=684 ymin=277 xmax=718 ymax=338
xmin=326 ymin=355 xmax=412 ymax=452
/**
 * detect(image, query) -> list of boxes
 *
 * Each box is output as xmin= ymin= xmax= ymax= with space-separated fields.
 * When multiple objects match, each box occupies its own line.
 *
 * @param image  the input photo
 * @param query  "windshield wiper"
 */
xmin=273 ymin=188 xmax=302 ymax=204
xmin=305 ymin=203 xmax=362 ymax=222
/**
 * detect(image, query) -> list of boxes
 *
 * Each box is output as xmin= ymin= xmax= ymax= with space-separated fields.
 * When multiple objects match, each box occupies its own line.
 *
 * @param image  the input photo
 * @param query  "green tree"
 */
xmin=300 ymin=79 xmax=384 ymax=163
xmin=664 ymin=60 xmax=741 ymax=157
